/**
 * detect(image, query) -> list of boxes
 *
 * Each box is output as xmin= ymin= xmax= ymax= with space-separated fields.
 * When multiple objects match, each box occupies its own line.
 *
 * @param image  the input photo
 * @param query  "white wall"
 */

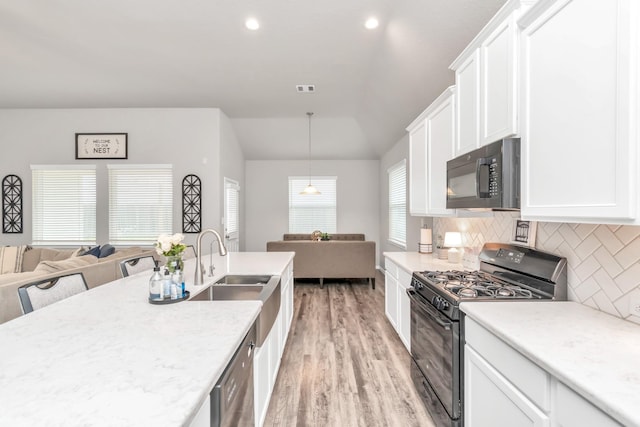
xmin=245 ymin=159 xmax=380 ymax=262
xmin=219 ymin=111 xmax=245 ymax=250
xmin=0 ymin=108 xmax=241 ymax=248
xmin=379 ymin=134 xmax=428 ymax=267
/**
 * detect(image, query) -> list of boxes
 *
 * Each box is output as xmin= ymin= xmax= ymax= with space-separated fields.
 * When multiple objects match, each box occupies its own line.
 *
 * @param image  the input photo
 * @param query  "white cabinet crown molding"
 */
xmin=449 ymin=0 xmax=536 ymax=71
xmin=406 ymin=86 xmax=456 ymax=131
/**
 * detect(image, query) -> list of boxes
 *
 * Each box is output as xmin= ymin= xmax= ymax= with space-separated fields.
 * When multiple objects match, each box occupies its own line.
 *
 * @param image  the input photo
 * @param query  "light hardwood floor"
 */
xmin=263 ymin=272 xmax=436 ymax=427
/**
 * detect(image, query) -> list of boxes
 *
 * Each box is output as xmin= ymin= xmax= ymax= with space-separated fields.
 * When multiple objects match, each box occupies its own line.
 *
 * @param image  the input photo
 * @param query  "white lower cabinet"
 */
xmin=384 ymin=258 xmax=411 ymax=352
xmin=554 ymin=382 xmax=620 ymax=427
xmin=464 ymin=317 xmax=620 ymax=427
xmin=189 ymin=395 xmax=210 ymax=427
xmin=254 ymin=260 xmax=294 ymax=427
xmin=384 ymin=269 xmax=398 ymax=329
xmin=465 ymin=346 xmax=549 ymax=427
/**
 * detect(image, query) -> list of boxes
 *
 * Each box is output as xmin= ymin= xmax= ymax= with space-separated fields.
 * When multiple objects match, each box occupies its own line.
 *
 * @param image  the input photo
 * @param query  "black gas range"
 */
xmin=407 ymin=243 xmax=567 ymax=426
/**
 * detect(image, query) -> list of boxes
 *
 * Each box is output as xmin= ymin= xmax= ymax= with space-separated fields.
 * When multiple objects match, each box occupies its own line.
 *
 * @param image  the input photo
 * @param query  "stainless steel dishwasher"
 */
xmin=211 ymin=322 xmax=256 ymax=427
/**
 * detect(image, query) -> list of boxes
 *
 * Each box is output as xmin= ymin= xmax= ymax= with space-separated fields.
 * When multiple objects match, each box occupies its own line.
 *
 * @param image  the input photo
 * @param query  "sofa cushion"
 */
xmin=22 ymin=247 xmax=78 ymax=272
xmin=0 ymin=245 xmax=28 ymax=274
xmin=33 ymin=255 xmax=99 ymax=274
xmin=283 ymin=233 xmax=365 ymax=241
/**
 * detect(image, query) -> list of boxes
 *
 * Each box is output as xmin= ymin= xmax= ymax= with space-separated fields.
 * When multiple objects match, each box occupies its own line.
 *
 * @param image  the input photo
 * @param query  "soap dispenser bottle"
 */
xmin=149 ymin=264 xmax=163 ymax=300
xmin=163 ymin=269 xmax=172 ymax=299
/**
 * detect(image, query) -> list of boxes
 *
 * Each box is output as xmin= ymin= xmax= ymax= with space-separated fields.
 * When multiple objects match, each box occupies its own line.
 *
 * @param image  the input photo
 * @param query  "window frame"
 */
xmin=388 ymin=160 xmax=407 ymax=249
xmin=107 ymin=164 xmax=173 ymax=245
xmin=288 ymin=176 xmax=337 ymax=234
xmin=31 ymin=164 xmax=97 ymax=246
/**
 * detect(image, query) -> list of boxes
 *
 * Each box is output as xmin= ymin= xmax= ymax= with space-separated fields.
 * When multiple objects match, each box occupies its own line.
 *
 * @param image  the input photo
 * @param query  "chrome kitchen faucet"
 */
xmin=194 ymin=228 xmax=228 ymax=286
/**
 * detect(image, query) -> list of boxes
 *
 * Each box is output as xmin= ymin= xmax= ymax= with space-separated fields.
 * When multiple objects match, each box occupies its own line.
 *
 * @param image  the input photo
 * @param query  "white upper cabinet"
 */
xmin=408 ymin=120 xmax=428 ymax=216
xmin=451 ymin=1 xmax=532 ymax=156
xmin=481 ymin=13 xmax=518 ymax=144
xmin=426 ymin=88 xmax=457 ymax=216
xmin=519 ymin=0 xmax=639 ymax=223
xmin=453 ymin=51 xmax=481 ymax=156
xmin=407 ymin=87 xmax=456 ymax=217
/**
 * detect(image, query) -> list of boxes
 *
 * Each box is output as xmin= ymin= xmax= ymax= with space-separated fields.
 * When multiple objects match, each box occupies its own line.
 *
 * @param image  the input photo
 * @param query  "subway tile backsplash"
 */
xmin=433 ymin=212 xmax=640 ymax=324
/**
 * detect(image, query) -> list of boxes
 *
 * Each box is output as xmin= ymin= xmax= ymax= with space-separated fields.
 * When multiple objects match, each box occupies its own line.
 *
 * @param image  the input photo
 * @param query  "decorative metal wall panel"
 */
xmin=3 ymin=174 xmax=23 ymax=233
xmin=182 ymin=174 xmax=201 ymax=233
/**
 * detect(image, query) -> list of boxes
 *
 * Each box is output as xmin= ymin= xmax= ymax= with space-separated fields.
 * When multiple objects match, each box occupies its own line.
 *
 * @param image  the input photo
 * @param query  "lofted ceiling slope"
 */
xmin=0 ymin=0 xmax=506 ymax=160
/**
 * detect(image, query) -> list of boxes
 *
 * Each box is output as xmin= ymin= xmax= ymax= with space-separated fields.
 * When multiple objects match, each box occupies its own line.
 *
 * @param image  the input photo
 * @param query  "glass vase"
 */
xmin=165 ymin=254 xmax=184 ymax=273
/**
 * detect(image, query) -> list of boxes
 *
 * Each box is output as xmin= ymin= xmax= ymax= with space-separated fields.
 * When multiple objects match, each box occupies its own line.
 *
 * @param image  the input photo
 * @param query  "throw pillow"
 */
xmin=81 ymin=246 xmax=101 ymax=257
xmin=98 ymin=244 xmax=115 ymax=258
xmin=33 ymin=255 xmax=98 ymax=274
xmin=0 ymin=245 xmax=28 ymax=274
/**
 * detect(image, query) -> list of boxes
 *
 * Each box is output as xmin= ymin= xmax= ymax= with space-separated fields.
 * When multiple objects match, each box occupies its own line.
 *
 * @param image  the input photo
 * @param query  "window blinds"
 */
xmin=31 ymin=165 xmax=97 ymax=245
xmin=288 ymin=177 xmax=337 ymax=234
xmin=388 ymin=160 xmax=407 ymax=248
xmin=225 ymin=178 xmax=240 ymax=238
xmin=108 ymin=165 xmax=173 ymax=244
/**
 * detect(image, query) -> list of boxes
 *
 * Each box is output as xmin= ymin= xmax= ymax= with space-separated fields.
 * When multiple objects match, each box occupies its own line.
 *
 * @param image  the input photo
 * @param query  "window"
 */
xmin=108 ymin=164 xmax=173 ymax=244
xmin=288 ymin=177 xmax=337 ymax=233
xmin=31 ymin=165 xmax=96 ymax=245
xmin=388 ymin=160 xmax=407 ymax=248
xmin=224 ymin=178 xmax=240 ymax=252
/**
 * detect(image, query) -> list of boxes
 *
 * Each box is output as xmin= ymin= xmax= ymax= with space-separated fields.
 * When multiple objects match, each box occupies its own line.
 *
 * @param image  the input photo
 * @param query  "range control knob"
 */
xmin=431 ymin=296 xmax=449 ymax=311
xmin=412 ymin=279 xmax=423 ymax=290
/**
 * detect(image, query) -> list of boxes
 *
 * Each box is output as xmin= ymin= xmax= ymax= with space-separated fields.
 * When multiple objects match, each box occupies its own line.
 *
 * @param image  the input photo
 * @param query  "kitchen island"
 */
xmin=461 ymin=301 xmax=640 ymax=427
xmin=0 ymin=251 xmax=294 ymax=427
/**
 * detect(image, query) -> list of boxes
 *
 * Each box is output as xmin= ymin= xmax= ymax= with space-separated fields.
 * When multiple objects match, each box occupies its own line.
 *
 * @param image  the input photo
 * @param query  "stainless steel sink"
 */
xmin=189 ymin=274 xmax=281 ymax=347
xmin=213 ymin=275 xmax=272 ymax=285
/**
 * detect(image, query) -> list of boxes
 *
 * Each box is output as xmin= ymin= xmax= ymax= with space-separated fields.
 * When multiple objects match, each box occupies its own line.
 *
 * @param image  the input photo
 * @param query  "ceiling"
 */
xmin=0 ymin=0 xmax=506 ymax=160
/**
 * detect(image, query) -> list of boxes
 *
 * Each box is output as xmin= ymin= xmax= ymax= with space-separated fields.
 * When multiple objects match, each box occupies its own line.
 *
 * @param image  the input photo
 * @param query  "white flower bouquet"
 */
xmin=155 ymin=233 xmax=186 ymax=257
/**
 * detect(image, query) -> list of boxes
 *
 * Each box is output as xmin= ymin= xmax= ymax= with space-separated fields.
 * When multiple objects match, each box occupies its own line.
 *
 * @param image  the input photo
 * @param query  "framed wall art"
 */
xmin=511 ymin=219 xmax=537 ymax=247
xmin=2 ymin=174 xmax=23 ymax=234
xmin=75 ymin=133 xmax=128 ymax=159
xmin=182 ymin=174 xmax=202 ymax=233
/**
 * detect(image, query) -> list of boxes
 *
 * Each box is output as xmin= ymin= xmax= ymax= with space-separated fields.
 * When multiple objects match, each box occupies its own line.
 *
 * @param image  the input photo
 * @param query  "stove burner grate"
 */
xmin=417 ymin=269 xmax=538 ymax=300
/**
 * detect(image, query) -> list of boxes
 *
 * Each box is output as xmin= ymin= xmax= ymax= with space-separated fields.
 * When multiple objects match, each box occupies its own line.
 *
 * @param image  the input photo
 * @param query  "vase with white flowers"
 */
xmin=155 ymin=233 xmax=186 ymax=273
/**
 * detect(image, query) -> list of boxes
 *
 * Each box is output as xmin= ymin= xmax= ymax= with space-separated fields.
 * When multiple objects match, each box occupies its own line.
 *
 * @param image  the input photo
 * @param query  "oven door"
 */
xmin=407 ymin=288 xmax=461 ymax=423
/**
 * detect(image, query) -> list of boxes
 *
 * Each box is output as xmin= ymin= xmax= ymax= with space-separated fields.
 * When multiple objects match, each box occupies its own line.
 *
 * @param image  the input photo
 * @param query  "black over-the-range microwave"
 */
xmin=446 ymin=138 xmax=520 ymax=210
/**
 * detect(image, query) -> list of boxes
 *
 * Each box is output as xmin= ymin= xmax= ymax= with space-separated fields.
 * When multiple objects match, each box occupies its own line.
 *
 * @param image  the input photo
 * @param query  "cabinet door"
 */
xmin=409 ymin=120 xmax=428 ymax=216
xmin=396 ymin=269 xmax=412 ymax=353
xmin=189 ymin=395 xmax=210 ymax=427
xmin=465 ymin=346 xmax=550 ymax=427
xmin=385 ymin=271 xmax=398 ymax=329
xmin=520 ymin=0 xmax=638 ymax=222
xmin=254 ymin=345 xmax=270 ymax=426
xmin=481 ymin=14 xmax=517 ymax=143
xmin=553 ymin=381 xmax=621 ymax=427
xmin=455 ymin=50 xmax=481 ymax=156
xmin=426 ymin=88 xmax=456 ymax=216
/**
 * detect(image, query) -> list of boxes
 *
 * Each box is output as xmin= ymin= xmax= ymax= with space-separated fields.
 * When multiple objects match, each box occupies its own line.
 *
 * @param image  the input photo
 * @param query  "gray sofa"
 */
xmin=0 ymin=246 xmax=156 ymax=324
xmin=266 ymin=234 xmax=376 ymax=288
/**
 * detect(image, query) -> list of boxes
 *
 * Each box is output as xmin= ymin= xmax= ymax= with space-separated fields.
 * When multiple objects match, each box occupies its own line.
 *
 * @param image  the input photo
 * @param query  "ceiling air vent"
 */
xmin=296 ymin=84 xmax=315 ymax=93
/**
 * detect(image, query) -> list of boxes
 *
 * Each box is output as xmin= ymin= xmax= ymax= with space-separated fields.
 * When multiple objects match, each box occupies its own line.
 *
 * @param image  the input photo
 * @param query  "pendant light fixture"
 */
xmin=300 ymin=112 xmax=321 ymax=195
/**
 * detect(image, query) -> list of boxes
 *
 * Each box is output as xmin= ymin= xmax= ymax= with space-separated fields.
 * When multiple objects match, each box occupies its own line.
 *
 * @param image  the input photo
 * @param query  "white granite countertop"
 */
xmin=461 ymin=301 xmax=640 ymax=427
xmin=0 ymin=251 xmax=294 ymax=427
xmin=383 ymin=251 xmax=463 ymax=273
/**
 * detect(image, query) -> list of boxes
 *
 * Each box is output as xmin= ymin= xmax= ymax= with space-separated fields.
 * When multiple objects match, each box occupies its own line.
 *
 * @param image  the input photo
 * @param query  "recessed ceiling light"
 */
xmin=245 ymin=18 xmax=260 ymax=30
xmin=364 ymin=17 xmax=379 ymax=30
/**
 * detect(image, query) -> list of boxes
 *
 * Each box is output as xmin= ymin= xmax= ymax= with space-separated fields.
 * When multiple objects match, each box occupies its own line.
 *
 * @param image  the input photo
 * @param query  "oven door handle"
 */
xmin=406 ymin=288 xmax=452 ymax=330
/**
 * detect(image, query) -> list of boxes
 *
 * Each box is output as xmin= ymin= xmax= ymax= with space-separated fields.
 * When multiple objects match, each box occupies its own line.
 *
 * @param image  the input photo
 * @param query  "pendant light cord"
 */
xmin=307 ymin=112 xmax=313 ymax=185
